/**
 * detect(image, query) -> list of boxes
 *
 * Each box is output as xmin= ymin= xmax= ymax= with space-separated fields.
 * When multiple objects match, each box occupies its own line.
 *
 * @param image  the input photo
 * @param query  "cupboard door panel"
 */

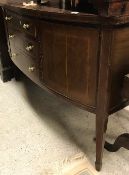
xmin=67 ymin=27 xmax=99 ymax=106
xmin=42 ymin=22 xmax=67 ymax=95
xmin=41 ymin=22 xmax=99 ymax=106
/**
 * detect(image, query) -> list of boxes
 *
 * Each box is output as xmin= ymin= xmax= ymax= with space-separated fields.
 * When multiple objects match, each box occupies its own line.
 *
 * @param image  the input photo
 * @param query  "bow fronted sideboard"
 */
xmin=1 ymin=0 xmax=129 ymax=171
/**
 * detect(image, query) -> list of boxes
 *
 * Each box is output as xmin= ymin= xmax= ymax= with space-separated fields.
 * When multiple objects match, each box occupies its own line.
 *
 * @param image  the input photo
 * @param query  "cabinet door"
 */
xmin=41 ymin=22 xmax=99 ymax=107
xmin=41 ymin=22 xmax=67 ymax=95
xmin=67 ymin=27 xmax=99 ymax=107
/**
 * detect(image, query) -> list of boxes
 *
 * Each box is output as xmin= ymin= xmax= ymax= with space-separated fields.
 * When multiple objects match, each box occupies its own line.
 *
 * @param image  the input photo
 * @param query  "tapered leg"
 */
xmin=95 ymin=116 xmax=108 ymax=171
xmin=95 ymin=28 xmax=112 ymax=171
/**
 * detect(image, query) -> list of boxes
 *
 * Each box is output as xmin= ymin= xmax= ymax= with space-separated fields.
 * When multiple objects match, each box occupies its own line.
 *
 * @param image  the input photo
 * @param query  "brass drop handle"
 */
xmin=5 ymin=16 xmax=12 ymax=21
xmin=23 ymin=23 xmax=30 ymax=30
xmin=28 ymin=66 xmax=35 ymax=72
xmin=26 ymin=45 xmax=34 ymax=51
xmin=11 ymin=53 xmax=17 ymax=59
xmin=9 ymin=34 xmax=15 ymax=39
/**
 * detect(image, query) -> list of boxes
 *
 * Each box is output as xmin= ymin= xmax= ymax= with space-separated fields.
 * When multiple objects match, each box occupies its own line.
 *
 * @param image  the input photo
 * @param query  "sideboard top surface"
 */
xmin=1 ymin=0 xmax=129 ymax=25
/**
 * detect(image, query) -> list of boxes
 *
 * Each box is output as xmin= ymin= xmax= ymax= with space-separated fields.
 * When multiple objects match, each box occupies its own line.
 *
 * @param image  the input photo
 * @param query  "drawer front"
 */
xmin=18 ymin=36 xmax=40 ymax=58
xmin=7 ymin=27 xmax=39 ymax=58
xmin=5 ymin=10 xmax=20 ymax=30
xmin=5 ymin=10 xmax=37 ymax=38
xmin=11 ymin=49 xmax=41 ymax=85
xmin=20 ymin=16 xmax=37 ymax=38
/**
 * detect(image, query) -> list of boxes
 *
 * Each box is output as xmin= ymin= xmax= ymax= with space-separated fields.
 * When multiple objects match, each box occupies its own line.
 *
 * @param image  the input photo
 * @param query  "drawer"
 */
xmin=5 ymin=10 xmax=20 ymax=30
xmin=8 ymin=28 xmax=39 ymax=58
xmin=20 ymin=16 xmax=37 ymax=38
xmin=11 ymin=50 xmax=41 ymax=85
xmin=18 ymin=36 xmax=39 ymax=58
xmin=5 ymin=10 xmax=37 ymax=38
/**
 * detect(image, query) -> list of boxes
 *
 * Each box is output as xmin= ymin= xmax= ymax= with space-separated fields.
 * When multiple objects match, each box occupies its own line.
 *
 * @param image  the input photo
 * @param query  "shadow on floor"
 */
xmin=20 ymin=75 xmax=96 ymax=156
xmin=16 ymin=75 xmax=129 ymax=168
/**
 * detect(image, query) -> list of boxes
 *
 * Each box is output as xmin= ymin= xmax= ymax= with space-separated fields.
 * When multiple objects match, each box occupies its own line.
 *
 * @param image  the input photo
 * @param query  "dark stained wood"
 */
xmin=8 ymin=28 xmax=40 ymax=58
xmin=1 ymin=0 xmax=129 ymax=172
xmin=1 ymin=1 xmax=129 ymax=26
xmin=105 ymin=133 xmax=129 ymax=152
xmin=41 ymin=22 xmax=67 ymax=95
xmin=5 ymin=10 xmax=21 ymax=30
xmin=67 ymin=26 xmax=99 ymax=107
xmin=95 ymin=28 xmax=112 ymax=171
xmin=92 ymin=0 xmax=129 ymax=16
xmin=5 ymin=17 xmax=42 ymax=85
xmin=41 ymin=21 xmax=99 ymax=106
xmin=11 ymin=49 xmax=41 ymax=85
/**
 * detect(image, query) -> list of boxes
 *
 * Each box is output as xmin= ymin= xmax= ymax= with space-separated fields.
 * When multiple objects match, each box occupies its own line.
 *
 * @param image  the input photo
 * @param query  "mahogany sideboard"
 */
xmin=1 ymin=0 xmax=129 ymax=171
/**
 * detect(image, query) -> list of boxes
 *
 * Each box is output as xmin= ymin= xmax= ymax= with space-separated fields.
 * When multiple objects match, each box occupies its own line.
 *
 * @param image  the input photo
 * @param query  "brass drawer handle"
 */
xmin=28 ymin=66 xmax=35 ymax=72
xmin=9 ymin=34 xmax=15 ymax=39
xmin=5 ymin=16 xmax=12 ymax=21
xmin=26 ymin=45 xmax=34 ymax=52
xmin=23 ymin=23 xmax=30 ymax=30
xmin=11 ymin=53 xmax=17 ymax=59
